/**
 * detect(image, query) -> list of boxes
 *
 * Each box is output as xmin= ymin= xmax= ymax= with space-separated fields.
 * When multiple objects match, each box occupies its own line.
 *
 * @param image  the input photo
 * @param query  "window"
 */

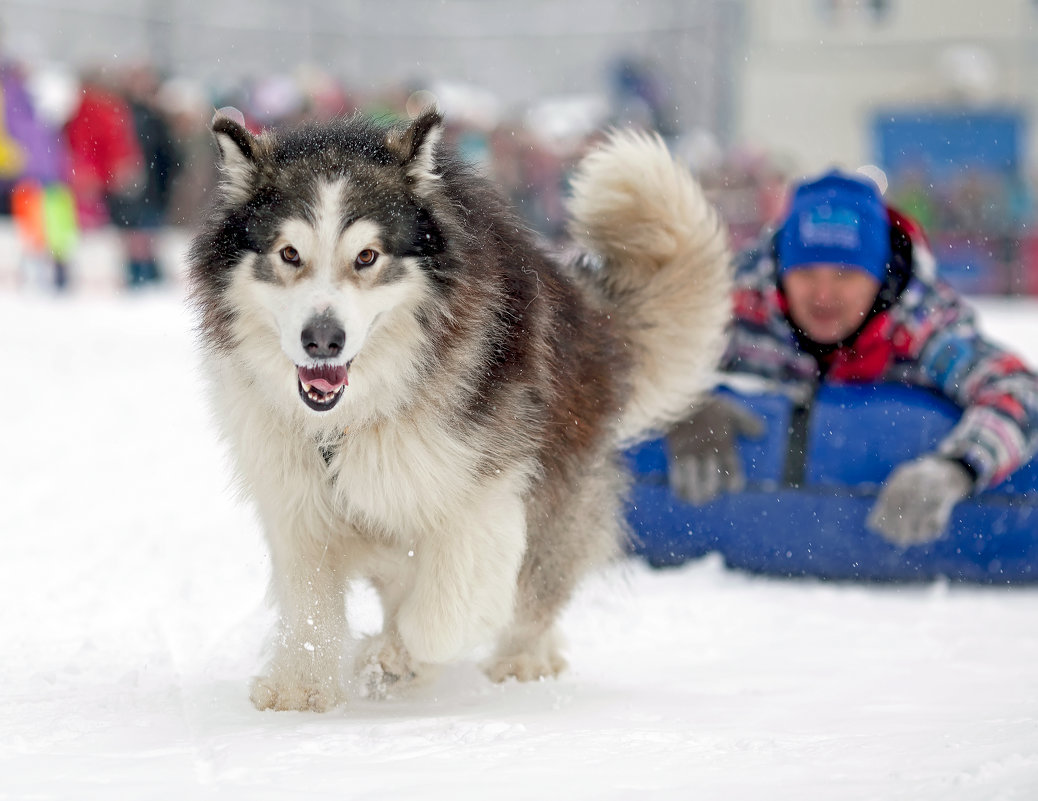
xmin=817 ymin=0 xmax=892 ymax=24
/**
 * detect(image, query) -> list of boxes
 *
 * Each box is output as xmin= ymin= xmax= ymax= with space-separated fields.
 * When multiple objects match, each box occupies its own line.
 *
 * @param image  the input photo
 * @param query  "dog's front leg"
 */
xmin=251 ymin=532 xmax=348 ymax=712
xmin=396 ymin=486 xmax=527 ymax=667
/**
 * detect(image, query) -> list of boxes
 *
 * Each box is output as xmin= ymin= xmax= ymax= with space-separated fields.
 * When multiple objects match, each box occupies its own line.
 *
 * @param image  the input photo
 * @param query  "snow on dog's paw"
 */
xmin=483 ymin=650 xmax=567 ymax=684
xmin=355 ymin=632 xmax=430 ymax=699
xmin=249 ymin=674 xmax=345 ymax=712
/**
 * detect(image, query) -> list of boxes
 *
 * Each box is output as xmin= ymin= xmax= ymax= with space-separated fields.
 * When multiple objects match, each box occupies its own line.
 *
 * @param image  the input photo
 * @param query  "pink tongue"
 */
xmin=309 ymin=378 xmax=339 ymax=393
xmin=299 ymin=364 xmax=348 ymax=392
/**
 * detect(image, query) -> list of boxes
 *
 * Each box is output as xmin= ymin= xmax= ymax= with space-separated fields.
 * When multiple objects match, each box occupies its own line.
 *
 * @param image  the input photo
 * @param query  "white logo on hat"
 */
xmin=798 ymin=207 xmax=861 ymax=250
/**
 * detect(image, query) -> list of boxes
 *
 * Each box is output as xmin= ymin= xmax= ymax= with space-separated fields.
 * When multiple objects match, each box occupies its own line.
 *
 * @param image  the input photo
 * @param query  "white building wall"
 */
xmin=738 ymin=0 xmax=1038 ymax=176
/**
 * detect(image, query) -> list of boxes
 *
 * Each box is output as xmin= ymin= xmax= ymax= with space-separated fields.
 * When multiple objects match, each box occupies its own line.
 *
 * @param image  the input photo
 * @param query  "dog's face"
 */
xmin=197 ymin=109 xmax=448 ymax=415
xmin=247 ymin=200 xmax=408 ymax=412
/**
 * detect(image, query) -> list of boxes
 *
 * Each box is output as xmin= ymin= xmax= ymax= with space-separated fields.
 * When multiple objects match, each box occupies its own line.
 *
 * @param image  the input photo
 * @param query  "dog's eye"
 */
xmin=279 ymin=246 xmax=301 ymax=266
xmin=356 ymin=249 xmax=379 ymax=269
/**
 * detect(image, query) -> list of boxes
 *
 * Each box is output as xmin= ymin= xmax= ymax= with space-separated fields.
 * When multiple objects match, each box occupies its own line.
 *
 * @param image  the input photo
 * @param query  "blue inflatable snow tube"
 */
xmin=625 ymin=384 xmax=1038 ymax=583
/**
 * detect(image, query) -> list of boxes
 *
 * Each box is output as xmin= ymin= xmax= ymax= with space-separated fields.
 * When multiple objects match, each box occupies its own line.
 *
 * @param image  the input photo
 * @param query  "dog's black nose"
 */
xmin=301 ymin=315 xmax=346 ymax=359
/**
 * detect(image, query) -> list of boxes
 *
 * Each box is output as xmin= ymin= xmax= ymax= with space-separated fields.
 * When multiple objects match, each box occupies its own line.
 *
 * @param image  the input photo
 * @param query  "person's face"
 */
xmin=782 ymin=265 xmax=881 ymax=345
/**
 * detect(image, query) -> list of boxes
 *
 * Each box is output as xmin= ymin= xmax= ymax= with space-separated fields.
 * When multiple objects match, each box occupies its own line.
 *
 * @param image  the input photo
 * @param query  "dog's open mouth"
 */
xmin=297 ymin=363 xmax=349 ymax=412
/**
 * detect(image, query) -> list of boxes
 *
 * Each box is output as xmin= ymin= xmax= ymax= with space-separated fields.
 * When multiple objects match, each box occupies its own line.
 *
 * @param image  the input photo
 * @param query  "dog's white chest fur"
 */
xmin=326 ymin=413 xmax=493 ymax=539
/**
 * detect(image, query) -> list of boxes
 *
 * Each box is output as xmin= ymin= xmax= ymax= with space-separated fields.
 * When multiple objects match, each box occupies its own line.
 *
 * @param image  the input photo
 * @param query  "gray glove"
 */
xmin=866 ymin=456 xmax=974 ymax=546
xmin=666 ymin=396 xmax=765 ymax=505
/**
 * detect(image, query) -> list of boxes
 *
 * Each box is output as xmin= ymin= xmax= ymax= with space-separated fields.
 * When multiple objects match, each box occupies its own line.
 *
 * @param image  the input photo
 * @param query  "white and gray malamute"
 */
xmin=189 ymin=108 xmax=731 ymax=711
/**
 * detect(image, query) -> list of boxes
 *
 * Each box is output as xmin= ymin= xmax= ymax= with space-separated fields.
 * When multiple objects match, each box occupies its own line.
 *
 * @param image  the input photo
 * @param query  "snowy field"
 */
xmin=3 ymin=251 xmax=1038 ymax=799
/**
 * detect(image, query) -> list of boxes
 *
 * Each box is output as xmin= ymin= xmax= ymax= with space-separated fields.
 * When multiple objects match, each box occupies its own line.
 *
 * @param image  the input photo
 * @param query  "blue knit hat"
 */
xmin=776 ymin=170 xmax=890 ymax=281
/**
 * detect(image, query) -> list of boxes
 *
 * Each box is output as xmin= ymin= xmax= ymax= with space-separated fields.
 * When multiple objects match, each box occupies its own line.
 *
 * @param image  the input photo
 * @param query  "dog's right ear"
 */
xmin=212 ymin=107 xmax=258 ymax=203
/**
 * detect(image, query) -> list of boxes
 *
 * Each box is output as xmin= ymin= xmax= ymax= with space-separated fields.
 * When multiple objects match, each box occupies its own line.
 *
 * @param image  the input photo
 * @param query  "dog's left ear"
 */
xmin=386 ymin=108 xmax=443 ymax=194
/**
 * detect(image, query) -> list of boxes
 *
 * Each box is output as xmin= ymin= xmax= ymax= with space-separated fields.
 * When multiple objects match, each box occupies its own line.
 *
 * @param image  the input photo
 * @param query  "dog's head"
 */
xmin=191 ymin=108 xmax=451 ymax=415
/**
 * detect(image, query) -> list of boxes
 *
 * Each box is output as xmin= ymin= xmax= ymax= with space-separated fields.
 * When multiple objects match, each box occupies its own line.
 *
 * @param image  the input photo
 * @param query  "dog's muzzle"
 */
xmin=298 ymin=314 xmax=349 ymax=411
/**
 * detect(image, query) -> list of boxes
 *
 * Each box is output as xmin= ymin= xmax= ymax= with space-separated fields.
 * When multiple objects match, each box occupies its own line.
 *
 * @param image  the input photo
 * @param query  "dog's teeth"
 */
xmin=301 ymin=381 xmax=312 ymax=392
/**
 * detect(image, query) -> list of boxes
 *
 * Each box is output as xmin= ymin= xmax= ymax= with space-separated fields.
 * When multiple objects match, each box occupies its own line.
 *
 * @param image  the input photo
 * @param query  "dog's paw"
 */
xmin=483 ymin=650 xmax=567 ymax=684
xmin=249 ymin=674 xmax=345 ymax=712
xmin=355 ymin=632 xmax=433 ymax=699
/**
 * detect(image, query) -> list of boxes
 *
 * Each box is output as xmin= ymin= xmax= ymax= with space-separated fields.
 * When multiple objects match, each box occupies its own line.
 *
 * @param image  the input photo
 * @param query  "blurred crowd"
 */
xmin=2 ymin=54 xmax=1034 ymax=296
xmin=0 ymin=54 xmax=796 ymax=293
xmin=0 ymin=58 xmax=214 ymax=290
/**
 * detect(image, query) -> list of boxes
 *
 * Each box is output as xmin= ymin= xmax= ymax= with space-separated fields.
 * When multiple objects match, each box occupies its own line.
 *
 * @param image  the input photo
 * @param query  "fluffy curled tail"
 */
xmin=566 ymin=129 xmax=733 ymax=446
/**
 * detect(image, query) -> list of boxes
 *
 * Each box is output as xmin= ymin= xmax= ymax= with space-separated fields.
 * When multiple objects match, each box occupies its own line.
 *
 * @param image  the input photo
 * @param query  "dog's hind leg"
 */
xmin=485 ymin=458 xmax=626 ymax=683
xmin=483 ymin=531 xmax=586 ymax=683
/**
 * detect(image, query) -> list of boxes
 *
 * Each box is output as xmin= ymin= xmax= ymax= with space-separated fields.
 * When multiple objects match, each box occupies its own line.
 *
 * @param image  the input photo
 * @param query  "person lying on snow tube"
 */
xmin=667 ymin=169 xmax=1038 ymax=546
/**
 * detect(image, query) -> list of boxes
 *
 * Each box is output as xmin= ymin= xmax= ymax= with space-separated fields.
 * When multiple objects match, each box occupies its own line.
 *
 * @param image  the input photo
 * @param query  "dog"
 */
xmin=188 ymin=107 xmax=731 ymax=711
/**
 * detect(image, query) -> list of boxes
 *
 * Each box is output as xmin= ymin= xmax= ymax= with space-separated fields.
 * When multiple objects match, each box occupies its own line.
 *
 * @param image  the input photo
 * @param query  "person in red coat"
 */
xmin=63 ymin=72 xmax=142 ymax=231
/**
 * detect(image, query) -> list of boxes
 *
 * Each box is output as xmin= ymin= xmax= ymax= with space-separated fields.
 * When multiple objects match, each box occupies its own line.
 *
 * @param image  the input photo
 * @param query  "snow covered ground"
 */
xmin=2 ymin=274 xmax=1038 ymax=799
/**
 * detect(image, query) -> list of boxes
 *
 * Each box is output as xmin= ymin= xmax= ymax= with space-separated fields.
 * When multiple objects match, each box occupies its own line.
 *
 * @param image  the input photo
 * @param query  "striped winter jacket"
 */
xmin=722 ymin=211 xmax=1038 ymax=491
